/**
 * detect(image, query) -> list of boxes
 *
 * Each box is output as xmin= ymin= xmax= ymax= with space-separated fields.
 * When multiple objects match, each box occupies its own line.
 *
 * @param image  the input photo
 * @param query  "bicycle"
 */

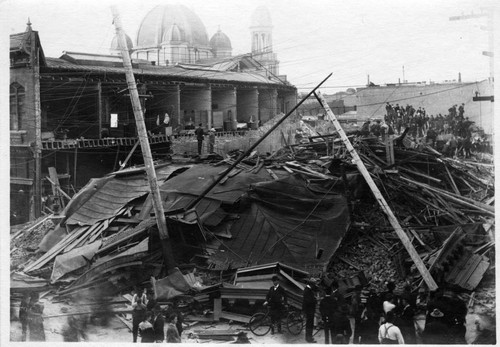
xmin=248 ymin=306 xmax=304 ymax=336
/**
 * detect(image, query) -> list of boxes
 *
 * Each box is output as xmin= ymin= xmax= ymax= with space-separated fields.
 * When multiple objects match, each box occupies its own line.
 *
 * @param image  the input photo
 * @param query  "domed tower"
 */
xmin=210 ymin=28 xmax=232 ymax=58
xmin=110 ymin=32 xmax=134 ymax=55
xmin=250 ymin=6 xmax=279 ymax=75
xmin=133 ymin=4 xmax=212 ymax=65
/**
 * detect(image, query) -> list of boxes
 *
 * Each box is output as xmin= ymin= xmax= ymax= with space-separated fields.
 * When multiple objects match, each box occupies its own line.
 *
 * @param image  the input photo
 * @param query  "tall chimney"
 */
xmin=458 ymin=72 xmax=462 ymax=83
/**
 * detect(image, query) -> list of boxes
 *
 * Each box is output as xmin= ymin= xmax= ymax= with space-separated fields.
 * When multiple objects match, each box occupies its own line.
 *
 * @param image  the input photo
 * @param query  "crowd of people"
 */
xmin=298 ymin=277 xmax=471 ymax=345
xmin=359 ymin=102 xmax=490 ymax=157
xmin=131 ymin=287 xmax=183 ymax=343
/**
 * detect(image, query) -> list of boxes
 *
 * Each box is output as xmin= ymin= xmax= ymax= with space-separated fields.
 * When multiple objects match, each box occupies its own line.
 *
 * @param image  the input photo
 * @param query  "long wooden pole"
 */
xmin=111 ymin=6 xmax=175 ymax=272
xmin=316 ymin=91 xmax=438 ymax=291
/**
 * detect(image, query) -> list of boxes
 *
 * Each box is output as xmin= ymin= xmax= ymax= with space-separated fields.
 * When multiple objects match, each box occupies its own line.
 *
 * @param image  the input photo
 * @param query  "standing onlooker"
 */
xmin=145 ymin=290 xmax=157 ymax=312
xmin=195 ymin=123 xmax=205 ymax=155
xmin=378 ymin=311 xmax=405 ymax=344
xmin=302 ymin=278 xmax=318 ymax=343
xmin=152 ymin=304 xmax=165 ymax=343
xmin=319 ymin=286 xmax=336 ymax=344
xmin=132 ymin=288 xmax=148 ymax=342
xmin=422 ymin=308 xmax=450 ymax=344
xmin=208 ymin=128 xmax=216 ymax=153
xmin=331 ymin=304 xmax=352 ymax=344
xmin=139 ymin=311 xmax=155 ymax=343
xmin=397 ymin=295 xmax=416 ymax=344
xmin=27 ymin=292 xmax=45 ymax=341
xmin=165 ymin=313 xmax=182 ymax=343
xmin=19 ymin=293 xmax=30 ymax=341
xmin=264 ymin=275 xmax=287 ymax=334
xmin=350 ymin=285 xmax=363 ymax=344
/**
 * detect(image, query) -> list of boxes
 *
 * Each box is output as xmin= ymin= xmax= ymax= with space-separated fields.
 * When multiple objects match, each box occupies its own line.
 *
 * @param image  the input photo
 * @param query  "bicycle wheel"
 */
xmin=286 ymin=311 xmax=304 ymax=335
xmin=249 ymin=312 xmax=272 ymax=336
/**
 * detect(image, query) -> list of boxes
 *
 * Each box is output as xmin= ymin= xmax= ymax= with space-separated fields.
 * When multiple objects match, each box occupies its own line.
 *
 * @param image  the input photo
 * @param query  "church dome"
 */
xmin=250 ymin=6 xmax=272 ymax=28
xmin=136 ymin=4 xmax=209 ymax=48
xmin=110 ymin=32 xmax=134 ymax=52
xmin=163 ymin=23 xmax=185 ymax=42
xmin=210 ymin=29 xmax=232 ymax=50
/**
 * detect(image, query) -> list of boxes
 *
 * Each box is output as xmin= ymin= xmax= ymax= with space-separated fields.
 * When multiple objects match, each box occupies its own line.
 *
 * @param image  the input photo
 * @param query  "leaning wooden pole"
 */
xmin=316 ymin=91 xmax=438 ymax=291
xmin=111 ymin=6 xmax=176 ymax=272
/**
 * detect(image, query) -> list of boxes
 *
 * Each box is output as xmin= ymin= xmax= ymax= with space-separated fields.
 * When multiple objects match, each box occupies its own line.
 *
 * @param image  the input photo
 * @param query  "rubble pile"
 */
xmin=10 ymin=126 xmax=495 ymax=340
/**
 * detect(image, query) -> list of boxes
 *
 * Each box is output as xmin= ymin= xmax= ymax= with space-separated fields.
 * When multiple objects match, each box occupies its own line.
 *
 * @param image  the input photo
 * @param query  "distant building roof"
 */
xmin=43 ymin=53 xmax=294 ymax=88
xmin=210 ymin=29 xmax=232 ymax=50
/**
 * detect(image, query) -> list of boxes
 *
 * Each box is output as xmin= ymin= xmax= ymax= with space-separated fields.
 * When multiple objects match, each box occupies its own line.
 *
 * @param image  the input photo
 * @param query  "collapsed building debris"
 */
xmin=10 ymin=101 xmax=494 ymax=342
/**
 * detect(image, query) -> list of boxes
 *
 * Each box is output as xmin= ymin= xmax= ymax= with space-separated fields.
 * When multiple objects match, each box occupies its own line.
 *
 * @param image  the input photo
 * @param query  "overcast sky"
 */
xmin=0 ymin=0 xmax=495 ymax=93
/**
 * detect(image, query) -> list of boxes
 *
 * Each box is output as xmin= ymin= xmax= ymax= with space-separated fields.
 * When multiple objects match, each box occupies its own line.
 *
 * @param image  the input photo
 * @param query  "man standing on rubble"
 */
xmin=264 ymin=275 xmax=287 ymax=334
xmin=303 ymin=278 xmax=318 ymax=343
xmin=132 ymin=288 xmax=148 ymax=342
xmin=195 ymin=123 xmax=205 ymax=156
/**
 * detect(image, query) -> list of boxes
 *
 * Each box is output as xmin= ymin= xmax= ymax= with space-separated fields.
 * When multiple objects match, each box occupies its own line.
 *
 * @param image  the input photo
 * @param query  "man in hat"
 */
xmin=302 ymin=278 xmax=318 ymax=343
xmin=264 ymin=275 xmax=287 ymax=334
xmin=397 ymin=295 xmax=416 ymax=344
xmin=319 ymin=286 xmax=336 ymax=344
xmin=195 ymin=123 xmax=205 ymax=155
xmin=131 ymin=287 xmax=148 ymax=342
xmin=423 ymin=308 xmax=449 ymax=344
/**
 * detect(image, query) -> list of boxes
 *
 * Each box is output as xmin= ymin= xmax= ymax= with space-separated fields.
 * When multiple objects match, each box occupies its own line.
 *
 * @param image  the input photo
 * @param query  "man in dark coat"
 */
xmin=195 ymin=123 xmax=205 ymax=155
xmin=319 ymin=286 xmax=336 ymax=344
xmin=331 ymin=305 xmax=352 ymax=344
xmin=302 ymin=278 xmax=318 ymax=343
xmin=19 ymin=293 xmax=30 ymax=341
xmin=152 ymin=304 xmax=165 ymax=343
xmin=264 ymin=275 xmax=287 ymax=334
xmin=397 ymin=295 xmax=416 ymax=344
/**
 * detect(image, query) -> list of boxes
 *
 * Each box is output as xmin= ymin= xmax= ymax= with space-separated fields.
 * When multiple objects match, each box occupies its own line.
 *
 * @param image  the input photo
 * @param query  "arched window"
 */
xmin=10 ymin=82 xmax=25 ymax=131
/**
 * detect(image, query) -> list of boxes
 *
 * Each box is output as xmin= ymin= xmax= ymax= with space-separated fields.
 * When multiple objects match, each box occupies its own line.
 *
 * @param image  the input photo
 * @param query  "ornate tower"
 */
xmin=250 ymin=6 xmax=279 ymax=75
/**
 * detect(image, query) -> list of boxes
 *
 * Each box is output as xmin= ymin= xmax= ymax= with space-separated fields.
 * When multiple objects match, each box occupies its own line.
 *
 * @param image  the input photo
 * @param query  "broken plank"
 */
xmin=444 ymin=163 xmax=461 ymax=195
xmin=116 ymin=314 xmax=133 ymax=331
xmin=64 ymin=221 xmax=103 ymax=252
xmin=266 ymin=168 xmax=279 ymax=180
xmin=402 ymin=177 xmax=495 ymax=216
xmin=228 ymin=168 xmax=243 ymax=178
xmin=219 ymin=311 xmax=251 ymax=324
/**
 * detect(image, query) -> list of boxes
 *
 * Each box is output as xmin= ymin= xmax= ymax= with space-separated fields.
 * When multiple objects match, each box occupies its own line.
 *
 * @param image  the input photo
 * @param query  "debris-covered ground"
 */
xmin=10 ymin=121 xmax=495 ymax=343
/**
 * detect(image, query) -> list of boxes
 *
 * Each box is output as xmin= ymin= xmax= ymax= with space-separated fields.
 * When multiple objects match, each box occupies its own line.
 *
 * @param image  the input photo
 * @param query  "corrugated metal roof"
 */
xmin=209 ymin=175 xmax=350 ymax=270
xmin=65 ymin=164 xmax=190 ymax=225
xmin=159 ymin=164 xmax=272 ymax=204
xmin=43 ymin=56 xmax=292 ymax=87
xmin=66 ymin=177 xmax=151 ymax=225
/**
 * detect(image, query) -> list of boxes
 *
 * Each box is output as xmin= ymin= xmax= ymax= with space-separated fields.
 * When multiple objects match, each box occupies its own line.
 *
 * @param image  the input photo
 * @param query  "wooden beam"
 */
xmin=444 ymin=163 xmax=461 ymax=195
xmin=316 ymin=91 xmax=438 ymax=290
xmin=401 ymin=177 xmax=495 ymax=216
xmin=48 ymin=167 xmax=66 ymax=208
xmin=112 ymin=7 xmax=176 ymax=272
xmin=45 ymin=177 xmax=71 ymax=201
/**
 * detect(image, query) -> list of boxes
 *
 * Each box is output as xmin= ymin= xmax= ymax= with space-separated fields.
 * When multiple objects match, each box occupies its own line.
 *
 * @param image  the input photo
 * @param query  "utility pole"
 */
xmin=316 ymin=91 xmax=438 ymax=291
xmin=111 ymin=6 xmax=176 ymax=273
xmin=29 ymin=20 xmax=42 ymax=219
